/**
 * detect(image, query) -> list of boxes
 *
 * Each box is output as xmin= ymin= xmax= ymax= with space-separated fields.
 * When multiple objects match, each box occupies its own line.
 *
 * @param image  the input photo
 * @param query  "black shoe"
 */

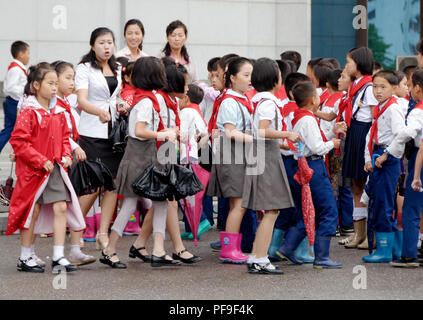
xmin=340 ymin=226 xmax=355 ymax=236
xmin=151 ymin=254 xmax=182 ymax=267
xmin=248 ymin=262 xmax=284 ymax=275
xmin=172 ymin=249 xmax=202 ymax=264
xmin=17 ymin=257 xmax=44 ymax=273
xmin=210 ymin=241 xmax=221 ymax=251
xmin=52 ymin=257 xmax=78 ymax=273
xmin=335 ymin=228 xmax=341 ymax=237
xmin=99 ymin=251 xmax=127 ymax=269
xmin=418 ymin=248 xmax=423 ymax=259
xmin=129 ymin=245 xmax=151 ymax=262
xmin=390 ymin=257 xmax=419 ymax=268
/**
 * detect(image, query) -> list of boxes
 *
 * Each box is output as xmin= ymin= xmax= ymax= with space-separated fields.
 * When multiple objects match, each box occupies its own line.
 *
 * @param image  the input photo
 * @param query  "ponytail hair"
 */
xmin=79 ymin=27 xmax=119 ymax=75
xmin=224 ymin=57 xmax=252 ymax=89
xmin=24 ymin=62 xmax=55 ymax=96
xmin=162 ymin=20 xmax=190 ymax=63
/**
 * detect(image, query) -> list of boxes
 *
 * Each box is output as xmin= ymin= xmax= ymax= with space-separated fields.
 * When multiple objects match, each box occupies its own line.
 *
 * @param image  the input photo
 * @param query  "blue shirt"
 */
xmin=216 ymin=89 xmax=252 ymax=132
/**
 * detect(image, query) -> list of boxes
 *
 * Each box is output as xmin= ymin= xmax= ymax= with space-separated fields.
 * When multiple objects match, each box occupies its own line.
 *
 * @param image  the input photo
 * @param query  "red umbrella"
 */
xmin=293 ymin=142 xmax=315 ymax=246
xmin=180 ymin=141 xmax=210 ymax=246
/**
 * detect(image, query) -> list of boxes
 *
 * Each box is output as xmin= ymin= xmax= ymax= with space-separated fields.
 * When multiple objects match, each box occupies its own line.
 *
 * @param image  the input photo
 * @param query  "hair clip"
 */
xmin=122 ymin=67 xmax=126 ymax=72
xmin=37 ymin=63 xmax=40 ymax=67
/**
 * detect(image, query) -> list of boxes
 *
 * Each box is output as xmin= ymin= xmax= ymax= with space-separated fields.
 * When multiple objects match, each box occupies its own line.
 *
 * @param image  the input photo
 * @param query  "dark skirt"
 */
xmin=115 ymin=137 xmax=157 ymax=198
xmin=342 ymin=119 xmax=372 ymax=181
xmin=37 ymin=163 xmax=71 ymax=204
xmin=206 ymin=135 xmax=249 ymax=198
xmin=242 ymin=139 xmax=294 ymax=211
xmin=78 ymin=135 xmax=123 ymax=178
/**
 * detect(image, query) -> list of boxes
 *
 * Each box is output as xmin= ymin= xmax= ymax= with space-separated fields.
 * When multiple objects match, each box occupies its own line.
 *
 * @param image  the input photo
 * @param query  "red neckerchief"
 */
xmin=281 ymin=101 xmax=299 ymax=151
xmin=415 ymin=100 xmax=423 ymax=111
xmin=368 ymin=96 xmax=397 ymax=158
xmin=55 ymin=96 xmax=80 ymax=141
xmin=223 ymin=93 xmax=254 ymax=114
xmin=337 ymin=75 xmax=373 ymax=126
xmin=245 ymin=88 xmax=258 ymax=101
xmin=324 ymin=92 xmax=345 ymax=108
xmin=132 ymin=88 xmax=165 ymax=133
xmin=184 ymin=103 xmax=207 ymax=126
xmin=275 ymin=85 xmax=288 ymax=101
xmin=120 ymin=84 xmax=137 ymax=108
xmin=156 ymin=90 xmax=180 ymax=128
xmin=208 ymin=90 xmax=226 ymax=134
xmin=292 ymin=109 xmax=327 ymax=142
xmin=8 ymin=62 xmax=27 ymax=77
xmin=319 ymin=89 xmax=331 ymax=106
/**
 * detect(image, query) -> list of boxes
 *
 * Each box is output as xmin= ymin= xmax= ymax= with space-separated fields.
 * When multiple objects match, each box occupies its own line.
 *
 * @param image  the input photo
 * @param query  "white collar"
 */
xmin=226 ymin=89 xmax=247 ymax=99
xmin=251 ymin=91 xmax=282 ymax=106
xmin=13 ymin=59 xmax=27 ymax=69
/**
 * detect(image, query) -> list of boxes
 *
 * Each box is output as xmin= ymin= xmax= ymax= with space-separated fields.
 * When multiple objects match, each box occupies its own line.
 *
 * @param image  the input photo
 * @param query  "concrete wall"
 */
xmin=0 ymin=0 xmax=311 ymax=81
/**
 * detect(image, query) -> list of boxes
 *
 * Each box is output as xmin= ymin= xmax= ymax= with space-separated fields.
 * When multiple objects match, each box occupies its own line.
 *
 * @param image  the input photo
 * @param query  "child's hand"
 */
xmin=9 ymin=151 xmax=16 ymax=162
xmin=364 ymin=161 xmax=373 ymax=173
xmin=333 ymin=122 xmax=347 ymax=135
xmin=280 ymin=143 xmax=290 ymax=150
xmin=375 ymin=153 xmax=388 ymax=168
xmin=63 ymin=156 xmax=73 ymax=168
xmin=74 ymin=147 xmax=87 ymax=162
xmin=287 ymin=132 xmax=302 ymax=143
xmin=331 ymin=138 xmax=341 ymax=149
xmin=199 ymin=135 xmax=209 ymax=149
xmin=412 ymin=179 xmax=422 ymax=192
xmin=43 ymin=160 xmax=54 ymax=173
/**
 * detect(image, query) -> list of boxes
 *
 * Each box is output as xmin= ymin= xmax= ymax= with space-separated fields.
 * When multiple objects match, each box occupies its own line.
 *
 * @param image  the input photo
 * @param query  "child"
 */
xmin=362 ymin=71 xmax=406 ymax=263
xmin=277 ymin=81 xmax=345 ymax=269
xmin=7 ymin=63 xmax=85 ymax=273
xmin=306 ymin=58 xmax=322 ymax=92
xmin=244 ymin=58 xmax=300 ymax=274
xmin=206 ymin=57 xmax=254 ymax=264
xmin=198 ymin=57 xmax=221 ymax=123
xmin=179 ymin=84 xmax=211 ymax=239
xmin=411 ymin=141 xmax=423 ymax=192
xmin=102 ymin=56 xmax=180 ymax=268
xmin=312 ymin=60 xmax=334 ymax=107
xmin=393 ymin=71 xmax=410 ymax=116
xmin=1 ymin=41 xmax=30 ymax=152
xmin=388 ymin=69 xmax=423 ymax=267
xmin=340 ymin=47 xmax=378 ymax=247
xmin=275 ymin=60 xmax=291 ymax=105
xmin=373 ymin=61 xmax=384 ymax=75
xmin=281 ymin=51 xmax=302 ymax=72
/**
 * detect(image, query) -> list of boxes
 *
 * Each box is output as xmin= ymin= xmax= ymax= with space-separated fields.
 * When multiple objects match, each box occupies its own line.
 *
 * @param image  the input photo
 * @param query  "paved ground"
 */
xmin=0 ymin=227 xmax=422 ymax=300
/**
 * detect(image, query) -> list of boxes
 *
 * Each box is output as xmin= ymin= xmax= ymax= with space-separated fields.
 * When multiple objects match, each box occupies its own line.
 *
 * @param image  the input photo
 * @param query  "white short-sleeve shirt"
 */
xmin=352 ymin=77 xmax=378 ymax=123
xmin=128 ymin=98 xmax=159 ymax=141
xmin=179 ymin=107 xmax=207 ymax=160
xmin=251 ymin=92 xmax=283 ymax=141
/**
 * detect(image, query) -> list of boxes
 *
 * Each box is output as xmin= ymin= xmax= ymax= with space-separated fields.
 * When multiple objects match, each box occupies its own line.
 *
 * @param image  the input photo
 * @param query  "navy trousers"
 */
xmin=0 ymin=97 xmax=18 ymax=152
xmin=402 ymin=148 xmax=423 ymax=258
xmin=337 ymin=185 xmax=354 ymax=228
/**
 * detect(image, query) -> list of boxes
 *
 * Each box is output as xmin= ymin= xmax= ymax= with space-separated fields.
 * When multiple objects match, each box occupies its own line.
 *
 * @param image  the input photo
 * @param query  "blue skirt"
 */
xmin=342 ymin=119 xmax=372 ymax=181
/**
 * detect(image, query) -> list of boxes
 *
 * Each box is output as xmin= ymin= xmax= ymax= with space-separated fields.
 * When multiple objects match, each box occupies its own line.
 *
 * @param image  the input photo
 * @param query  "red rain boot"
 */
xmin=123 ymin=210 xmax=142 ymax=236
xmin=83 ymin=216 xmax=96 ymax=242
xmin=219 ymin=232 xmax=248 ymax=264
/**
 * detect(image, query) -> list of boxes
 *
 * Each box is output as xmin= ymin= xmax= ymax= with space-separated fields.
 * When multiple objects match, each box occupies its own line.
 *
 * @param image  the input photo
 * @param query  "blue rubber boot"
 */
xmin=392 ymin=230 xmax=403 ymax=261
xmin=267 ymin=228 xmax=285 ymax=262
xmin=294 ymin=237 xmax=315 ymax=263
xmin=362 ymin=232 xmax=394 ymax=263
xmin=313 ymin=236 xmax=342 ymax=269
xmin=276 ymin=227 xmax=305 ymax=265
xmin=187 ymin=219 xmax=212 ymax=240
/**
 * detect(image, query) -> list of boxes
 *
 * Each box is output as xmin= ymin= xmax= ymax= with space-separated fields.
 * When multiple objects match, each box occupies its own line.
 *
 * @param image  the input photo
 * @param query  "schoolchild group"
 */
xmin=3 ymin=18 xmax=423 ymax=276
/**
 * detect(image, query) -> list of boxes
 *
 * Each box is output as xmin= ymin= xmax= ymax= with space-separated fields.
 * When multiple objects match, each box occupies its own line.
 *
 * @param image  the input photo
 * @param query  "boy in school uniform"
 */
xmin=198 ymin=57 xmax=221 ymax=124
xmin=362 ymin=71 xmax=406 ymax=263
xmin=1 ymin=41 xmax=30 ymax=152
xmin=276 ymin=81 xmax=346 ymax=269
xmin=388 ymin=69 xmax=423 ymax=267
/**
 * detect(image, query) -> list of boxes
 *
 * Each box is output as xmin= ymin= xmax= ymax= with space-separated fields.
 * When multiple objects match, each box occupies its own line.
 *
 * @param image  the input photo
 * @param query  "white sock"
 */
xmin=70 ymin=245 xmax=81 ymax=255
xmin=247 ymin=255 xmax=256 ymax=264
xmin=30 ymin=245 xmax=35 ymax=255
xmin=420 ymin=234 xmax=423 ymax=241
xmin=253 ymin=256 xmax=275 ymax=269
xmin=20 ymin=246 xmax=37 ymax=266
xmin=353 ymin=207 xmax=368 ymax=221
xmin=53 ymin=245 xmax=65 ymax=261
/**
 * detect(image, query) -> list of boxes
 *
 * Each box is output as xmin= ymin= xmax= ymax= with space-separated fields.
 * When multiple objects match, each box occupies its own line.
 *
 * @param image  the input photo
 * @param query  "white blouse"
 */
xmin=75 ymin=62 xmax=122 ymax=139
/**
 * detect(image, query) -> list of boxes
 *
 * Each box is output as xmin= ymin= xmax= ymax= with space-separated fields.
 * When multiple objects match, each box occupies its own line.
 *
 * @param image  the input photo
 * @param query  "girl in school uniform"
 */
xmin=7 ymin=63 xmax=85 ymax=273
xmin=206 ymin=57 xmax=254 ymax=264
xmin=100 ymin=57 xmax=182 ymax=268
xmin=132 ymin=57 xmax=201 ymax=264
xmin=243 ymin=58 xmax=299 ymax=274
xmin=75 ymin=27 xmax=123 ymax=251
xmin=339 ymin=47 xmax=379 ymax=248
xmin=116 ymin=19 xmax=149 ymax=62
xmin=51 ymin=60 xmax=96 ymax=266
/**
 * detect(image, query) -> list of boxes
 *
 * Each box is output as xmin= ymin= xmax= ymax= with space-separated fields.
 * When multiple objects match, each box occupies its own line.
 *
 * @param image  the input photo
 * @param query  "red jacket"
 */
xmin=7 ymin=105 xmax=73 ymax=235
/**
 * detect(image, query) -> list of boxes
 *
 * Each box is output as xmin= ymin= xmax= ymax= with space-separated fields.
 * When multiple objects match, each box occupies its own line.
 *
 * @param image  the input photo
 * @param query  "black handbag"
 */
xmin=109 ymin=114 xmax=129 ymax=153
xmin=169 ymin=162 xmax=204 ymax=200
xmin=132 ymin=164 xmax=172 ymax=201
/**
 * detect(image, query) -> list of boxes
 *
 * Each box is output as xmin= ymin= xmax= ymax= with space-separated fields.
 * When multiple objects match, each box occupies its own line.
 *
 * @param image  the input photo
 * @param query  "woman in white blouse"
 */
xmin=75 ymin=27 xmax=122 ymax=250
xmin=116 ymin=19 xmax=149 ymax=62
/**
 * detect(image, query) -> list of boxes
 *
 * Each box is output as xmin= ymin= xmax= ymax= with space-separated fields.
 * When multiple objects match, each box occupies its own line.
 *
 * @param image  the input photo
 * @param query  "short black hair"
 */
xmin=11 ymin=41 xmax=29 ymax=59
xmin=412 ymin=69 xmax=423 ymax=89
xmin=404 ymin=65 xmax=417 ymax=79
xmin=207 ymin=57 xmax=220 ymax=72
xmin=416 ymin=39 xmax=423 ymax=54
xmin=131 ymin=57 xmax=167 ymax=91
xmin=251 ymin=58 xmax=280 ymax=92
xmin=225 ymin=57 xmax=252 ymax=88
xmin=218 ymin=53 xmax=239 ymax=71
xmin=116 ymin=57 xmax=135 ymax=87
xmin=394 ymin=70 xmax=406 ymax=83
xmin=280 ymin=51 xmax=301 ymax=72
xmin=313 ymin=61 xmax=333 ymax=87
xmin=322 ymin=58 xmax=340 ymax=70
xmin=276 ymin=60 xmax=291 ymax=84
xmin=327 ymin=69 xmax=342 ymax=91
xmin=373 ymin=70 xmax=399 ymax=86
xmin=187 ymin=84 xmax=204 ymax=104
xmin=292 ymin=81 xmax=316 ymax=108
xmin=348 ymin=47 xmax=374 ymax=76
xmin=307 ymin=58 xmax=322 ymax=70
xmin=285 ymin=60 xmax=297 ymax=74
xmin=285 ymin=73 xmax=311 ymax=100
xmin=373 ymin=61 xmax=383 ymax=72
xmin=161 ymin=57 xmax=188 ymax=93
